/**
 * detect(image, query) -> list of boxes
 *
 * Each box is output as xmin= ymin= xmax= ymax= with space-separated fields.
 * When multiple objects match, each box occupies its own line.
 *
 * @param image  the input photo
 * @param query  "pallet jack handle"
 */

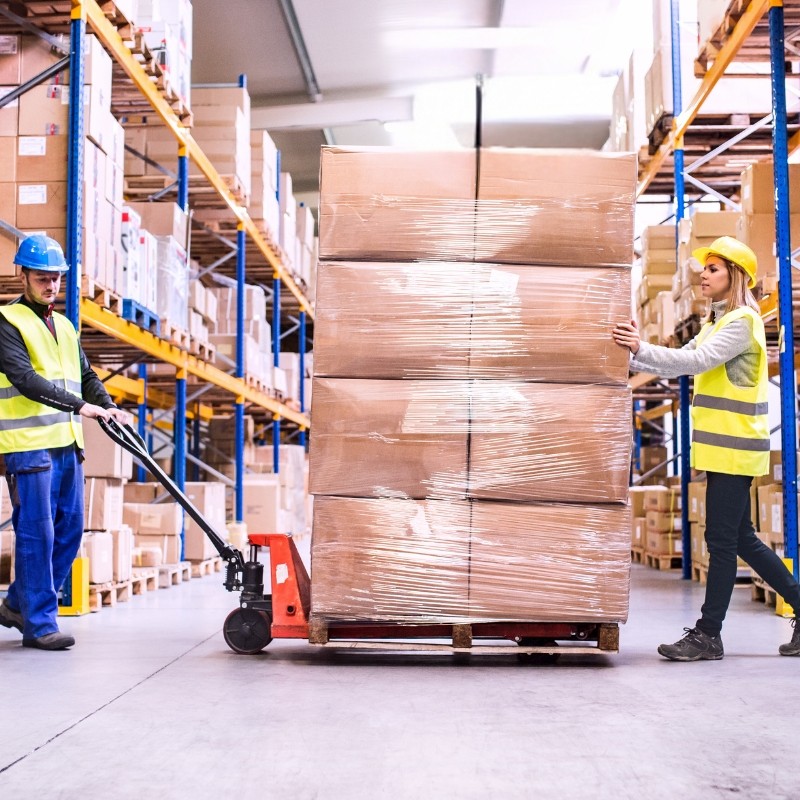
xmin=97 ymin=418 xmax=246 ymax=590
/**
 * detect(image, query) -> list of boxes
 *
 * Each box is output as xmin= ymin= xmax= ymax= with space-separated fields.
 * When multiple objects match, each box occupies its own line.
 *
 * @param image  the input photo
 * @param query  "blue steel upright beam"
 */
xmin=671 ymin=0 xmax=692 ymax=580
xmin=273 ymin=274 xmax=281 ymax=475
xmin=770 ymin=3 xmax=799 ymax=581
xmin=174 ymin=144 xmax=189 ymax=558
xmin=137 ymin=363 xmax=148 ymax=482
xmin=298 ymin=311 xmax=307 ymax=449
xmin=235 ymin=222 xmax=246 ymax=522
xmin=65 ymin=11 xmax=86 ymax=329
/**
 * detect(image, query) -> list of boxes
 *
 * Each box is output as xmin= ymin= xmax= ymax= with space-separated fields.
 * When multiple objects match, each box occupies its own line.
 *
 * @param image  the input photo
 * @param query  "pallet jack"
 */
xmin=100 ymin=418 xmax=619 ymax=660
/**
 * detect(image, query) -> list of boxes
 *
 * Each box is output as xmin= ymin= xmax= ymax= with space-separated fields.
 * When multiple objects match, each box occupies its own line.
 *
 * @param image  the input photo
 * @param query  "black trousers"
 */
xmin=697 ymin=471 xmax=800 ymax=636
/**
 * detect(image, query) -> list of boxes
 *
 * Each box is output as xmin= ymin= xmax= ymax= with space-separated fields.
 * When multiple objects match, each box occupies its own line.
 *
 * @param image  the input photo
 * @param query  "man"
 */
xmin=0 ymin=235 xmax=129 ymax=650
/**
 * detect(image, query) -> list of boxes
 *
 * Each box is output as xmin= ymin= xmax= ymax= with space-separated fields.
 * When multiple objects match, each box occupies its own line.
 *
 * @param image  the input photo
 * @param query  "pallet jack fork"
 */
xmin=99 ymin=419 xmax=310 ymax=653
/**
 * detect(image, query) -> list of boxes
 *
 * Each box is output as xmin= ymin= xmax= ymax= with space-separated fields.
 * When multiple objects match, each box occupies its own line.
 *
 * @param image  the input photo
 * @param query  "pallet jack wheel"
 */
xmin=223 ymin=607 xmax=273 ymax=654
xmin=517 ymin=638 xmax=560 ymax=665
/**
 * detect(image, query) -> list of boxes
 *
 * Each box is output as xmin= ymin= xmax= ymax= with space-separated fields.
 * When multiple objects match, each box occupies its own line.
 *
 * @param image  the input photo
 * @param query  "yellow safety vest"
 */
xmin=691 ymin=306 xmax=769 ymax=476
xmin=0 ymin=303 xmax=84 ymax=453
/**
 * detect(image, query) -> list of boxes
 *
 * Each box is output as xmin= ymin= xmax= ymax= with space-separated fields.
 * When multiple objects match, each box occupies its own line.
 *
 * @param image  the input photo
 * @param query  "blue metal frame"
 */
xmin=273 ymin=275 xmax=281 ymax=475
xmin=137 ymin=363 xmax=148 ymax=482
xmin=235 ymin=223 xmax=246 ymax=522
xmin=770 ymin=4 xmax=799 ymax=580
xmin=299 ymin=311 xmax=307 ymax=449
xmin=65 ymin=16 xmax=86 ymax=329
xmin=670 ymin=0 xmax=692 ymax=580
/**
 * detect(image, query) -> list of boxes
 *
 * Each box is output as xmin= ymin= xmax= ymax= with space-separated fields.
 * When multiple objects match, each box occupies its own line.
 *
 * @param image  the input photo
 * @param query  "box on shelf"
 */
xmin=687 ymin=481 xmax=707 ymax=525
xmin=83 ymin=418 xmax=133 ymax=479
xmin=84 ymin=477 xmax=125 ymax=531
xmin=134 ymin=533 xmax=180 ymax=565
xmin=109 ymin=525 xmax=133 ymax=582
xmin=132 ymin=545 xmax=163 ymax=568
xmin=183 ymin=482 xmax=227 ymax=561
xmin=123 ymin=502 xmax=183 ymax=537
xmin=646 ymin=529 xmax=682 ymax=557
xmin=81 ymin=530 xmax=114 ymax=584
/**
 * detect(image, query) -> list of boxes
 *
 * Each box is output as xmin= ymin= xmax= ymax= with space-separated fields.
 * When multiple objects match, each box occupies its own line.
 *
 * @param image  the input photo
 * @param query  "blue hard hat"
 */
xmin=14 ymin=235 xmax=68 ymax=272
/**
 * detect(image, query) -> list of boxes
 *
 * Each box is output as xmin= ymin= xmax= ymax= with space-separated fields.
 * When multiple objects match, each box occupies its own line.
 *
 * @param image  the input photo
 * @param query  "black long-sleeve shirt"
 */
xmin=0 ymin=296 xmax=115 ymax=413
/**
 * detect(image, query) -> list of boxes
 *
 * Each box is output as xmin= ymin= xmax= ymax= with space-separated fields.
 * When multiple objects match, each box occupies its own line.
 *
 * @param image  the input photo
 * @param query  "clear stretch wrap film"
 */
xmin=309 ymin=379 xmax=632 ymax=503
xmin=155 ymin=235 xmax=189 ymax=329
xmin=314 ymin=261 xmax=631 ymax=383
xmin=318 ymin=146 xmax=636 ymax=267
xmin=311 ymin=497 xmax=631 ymax=624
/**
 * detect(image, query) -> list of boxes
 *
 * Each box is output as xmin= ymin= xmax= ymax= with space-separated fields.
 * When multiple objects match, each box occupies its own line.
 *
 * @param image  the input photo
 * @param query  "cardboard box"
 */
xmin=687 ymin=481 xmax=706 ymax=524
xmin=309 ymin=378 xmax=469 ymax=499
xmin=134 ymin=533 xmax=180 ymax=564
xmin=630 ymin=486 xmax=647 ymax=517
xmin=82 ymin=530 xmax=114 ymax=584
xmin=84 ymin=477 xmax=125 ymax=531
xmin=109 ymin=525 xmax=133 ymax=582
xmin=311 ymin=496 xmax=472 ymax=622
xmin=183 ymin=481 xmax=227 ymax=561
xmin=313 ymin=261 xmax=632 ymax=385
xmin=468 ymin=500 xmax=631 ymax=622
xmin=318 ymin=146 xmax=477 ymax=261
xmin=468 ymin=382 xmax=632 ymax=504
xmin=632 ymin=516 xmax=647 ymax=548
xmin=83 ymin=418 xmax=133 ymax=478
xmin=642 ymin=225 xmax=675 ymax=251
xmin=643 ymin=486 xmax=681 ymax=513
xmin=127 ymin=201 xmax=189 ymax=247
xmin=646 ymin=509 xmax=682 ymax=533
xmin=740 ymin=162 xmax=800 ymax=215
xmin=0 ymin=181 xmax=15 ymax=233
xmin=0 ymin=137 xmax=16 ymax=182
xmin=16 ymin=182 xmax=68 ymax=229
xmin=646 ymin=529 xmax=683 ymax=556
xmin=124 ymin=482 xmax=160 ymax=504
xmin=242 ymin=475 xmax=284 ymax=531
xmin=132 ymin=546 xmax=162 ymax=568
xmin=691 ymin=523 xmax=709 ymax=568
xmin=123 ymin=502 xmax=183 ymax=537
xmin=736 ymin=212 xmax=800 ymax=286
xmin=0 ymin=35 xmax=20 ymax=84
xmin=18 ymin=84 xmax=69 ymax=135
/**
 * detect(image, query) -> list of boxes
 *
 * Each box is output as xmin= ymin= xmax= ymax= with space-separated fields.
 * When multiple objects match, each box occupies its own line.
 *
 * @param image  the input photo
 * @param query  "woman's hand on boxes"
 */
xmin=612 ymin=319 xmax=640 ymax=354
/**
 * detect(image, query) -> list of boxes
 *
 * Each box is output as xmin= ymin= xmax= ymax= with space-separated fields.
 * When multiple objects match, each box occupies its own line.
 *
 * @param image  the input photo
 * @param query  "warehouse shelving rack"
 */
xmin=636 ymin=0 xmax=798 ymax=583
xmin=0 ymin=0 xmax=313 ymax=548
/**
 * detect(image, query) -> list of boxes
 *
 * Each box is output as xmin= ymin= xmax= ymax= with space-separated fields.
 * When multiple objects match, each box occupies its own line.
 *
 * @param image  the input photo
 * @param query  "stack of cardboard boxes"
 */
xmin=637 ymin=225 xmax=676 ymax=345
xmin=250 ymin=130 xmax=281 ymax=241
xmin=643 ymin=485 xmax=682 ymax=560
xmin=310 ymin=146 xmax=635 ymax=624
xmin=0 ymin=34 xmax=125 ymax=285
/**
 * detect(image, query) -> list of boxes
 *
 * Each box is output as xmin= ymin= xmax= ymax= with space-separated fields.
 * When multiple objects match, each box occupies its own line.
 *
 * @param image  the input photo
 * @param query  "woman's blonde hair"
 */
xmin=710 ymin=259 xmax=760 ymax=317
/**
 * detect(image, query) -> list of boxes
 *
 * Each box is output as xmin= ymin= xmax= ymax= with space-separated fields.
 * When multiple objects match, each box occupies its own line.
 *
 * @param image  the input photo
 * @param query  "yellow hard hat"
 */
xmin=692 ymin=236 xmax=758 ymax=289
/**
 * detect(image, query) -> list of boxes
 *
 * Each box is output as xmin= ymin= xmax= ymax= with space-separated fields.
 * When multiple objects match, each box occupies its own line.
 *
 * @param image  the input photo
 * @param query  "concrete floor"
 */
xmin=0 ymin=564 xmax=796 ymax=800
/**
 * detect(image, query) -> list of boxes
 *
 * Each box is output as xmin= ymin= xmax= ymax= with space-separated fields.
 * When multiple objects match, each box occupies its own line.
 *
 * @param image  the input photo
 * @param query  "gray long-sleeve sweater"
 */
xmin=629 ymin=301 xmax=760 ymax=387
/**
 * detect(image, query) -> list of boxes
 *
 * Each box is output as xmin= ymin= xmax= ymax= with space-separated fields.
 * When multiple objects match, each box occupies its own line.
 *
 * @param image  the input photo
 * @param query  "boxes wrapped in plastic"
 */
xmin=314 ymin=261 xmax=631 ymax=383
xmin=318 ymin=146 xmax=636 ymax=267
xmin=310 ymin=497 xmax=630 ymax=623
xmin=155 ymin=235 xmax=188 ymax=329
xmin=309 ymin=379 xmax=631 ymax=503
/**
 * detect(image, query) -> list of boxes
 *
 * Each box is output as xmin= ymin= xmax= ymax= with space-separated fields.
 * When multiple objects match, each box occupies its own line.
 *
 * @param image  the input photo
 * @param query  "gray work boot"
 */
xmin=22 ymin=632 xmax=75 ymax=650
xmin=0 ymin=599 xmax=23 ymax=633
xmin=658 ymin=627 xmax=724 ymax=661
xmin=779 ymin=619 xmax=800 ymax=657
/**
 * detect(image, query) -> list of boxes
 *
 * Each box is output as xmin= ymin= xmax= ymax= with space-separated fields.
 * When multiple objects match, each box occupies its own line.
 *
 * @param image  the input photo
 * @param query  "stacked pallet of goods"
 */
xmin=308 ymin=146 xmax=636 ymax=628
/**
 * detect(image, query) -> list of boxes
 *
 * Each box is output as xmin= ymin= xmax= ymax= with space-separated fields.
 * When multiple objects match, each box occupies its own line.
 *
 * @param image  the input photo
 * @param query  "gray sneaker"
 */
xmin=779 ymin=619 xmax=800 ymax=657
xmin=658 ymin=627 xmax=724 ymax=662
xmin=22 ymin=632 xmax=75 ymax=650
xmin=0 ymin=599 xmax=23 ymax=633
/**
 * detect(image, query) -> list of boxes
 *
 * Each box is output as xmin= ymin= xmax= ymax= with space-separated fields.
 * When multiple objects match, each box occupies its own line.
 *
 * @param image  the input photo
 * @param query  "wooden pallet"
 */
xmin=157 ymin=561 xmax=193 ymax=588
xmin=82 ymin=276 xmax=122 ymax=315
xmin=644 ymin=551 xmax=683 ymax=571
xmin=123 ymin=173 xmax=247 ymax=207
xmin=89 ymin=580 xmax=132 ymax=612
xmin=188 ymin=337 xmax=216 ymax=363
xmin=159 ymin=320 xmax=191 ymax=350
xmin=691 ymin=562 xmax=709 ymax=585
xmin=189 ymin=556 xmax=223 ymax=578
xmin=631 ymin=546 xmax=645 ymax=564
xmin=131 ymin=567 xmax=158 ymax=593
xmin=695 ymin=0 xmax=753 ymax=75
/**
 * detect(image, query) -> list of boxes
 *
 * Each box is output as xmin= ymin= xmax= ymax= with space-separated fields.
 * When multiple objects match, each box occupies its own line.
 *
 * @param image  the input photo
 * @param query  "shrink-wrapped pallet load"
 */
xmin=310 ymin=146 xmax=636 ymax=625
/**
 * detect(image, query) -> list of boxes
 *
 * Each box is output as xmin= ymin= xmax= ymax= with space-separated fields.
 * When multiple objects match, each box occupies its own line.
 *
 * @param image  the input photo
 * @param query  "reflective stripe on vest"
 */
xmin=0 ymin=304 xmax=84 ymax=453
xmin=690 ymin=306 xmax=770 ymax=476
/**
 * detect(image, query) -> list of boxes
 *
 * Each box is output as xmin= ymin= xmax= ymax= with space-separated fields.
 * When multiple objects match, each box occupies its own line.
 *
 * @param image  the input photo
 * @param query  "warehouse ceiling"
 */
xmin=191 ymin=0 xmax=650 ymax=207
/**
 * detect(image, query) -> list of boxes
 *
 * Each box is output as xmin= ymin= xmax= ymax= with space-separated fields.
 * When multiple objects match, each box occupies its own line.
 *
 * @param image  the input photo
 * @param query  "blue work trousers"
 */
xmin=4 ymin=445 xmax=84 ymax=639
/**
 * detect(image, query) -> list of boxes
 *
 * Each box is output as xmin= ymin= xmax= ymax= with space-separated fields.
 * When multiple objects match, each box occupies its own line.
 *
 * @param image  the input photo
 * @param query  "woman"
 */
xmin=613 ymin=236 xmax=800 ymax=661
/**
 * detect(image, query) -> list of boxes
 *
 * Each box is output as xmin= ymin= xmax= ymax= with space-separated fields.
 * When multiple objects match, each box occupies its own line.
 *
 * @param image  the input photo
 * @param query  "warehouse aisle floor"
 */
xmin=0 ymin=565 xmax=796 ymax=800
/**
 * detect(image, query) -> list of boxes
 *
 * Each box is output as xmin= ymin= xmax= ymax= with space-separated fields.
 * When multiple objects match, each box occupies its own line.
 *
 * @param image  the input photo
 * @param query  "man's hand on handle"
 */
xmin=79 ymin=404 xmax=133 ymax=426
xmin=612 ymin=319 xmax=641 ymax=355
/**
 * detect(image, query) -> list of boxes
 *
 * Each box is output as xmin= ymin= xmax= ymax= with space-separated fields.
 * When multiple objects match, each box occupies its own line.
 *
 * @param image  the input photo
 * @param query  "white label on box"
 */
xmin=18 ymin=185 xmax=47 ymax=205
xmin=773 ymin=506 xmax=782 ymax=534
xmin=18 ymin=137 xmax=47 ymax=157
xmin=775 ymin=464 xmax=783 ymax=482
xmin=0 ymin=35 xmax=18 ymax=55
xmin=489 ymin=269 xmax=519 ymax=296
xmin=275 ymin=563 xmax=289 ymax=585
xmin=675 ymin=540 xmax=683 ymax=554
